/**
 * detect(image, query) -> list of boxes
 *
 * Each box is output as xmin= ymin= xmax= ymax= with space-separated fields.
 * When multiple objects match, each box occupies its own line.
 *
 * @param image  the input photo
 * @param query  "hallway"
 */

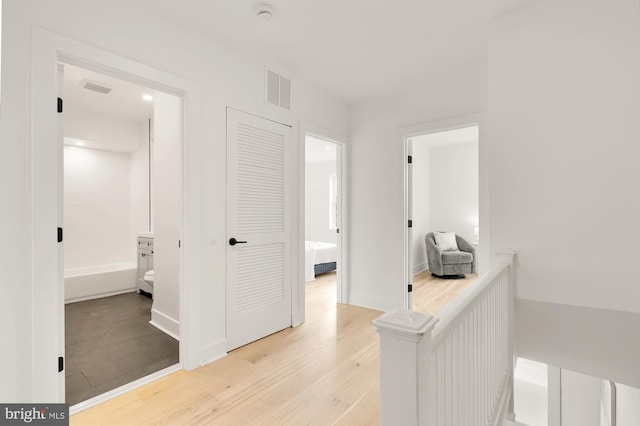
xmin=72 ymin=270 xmax=476 ymax=425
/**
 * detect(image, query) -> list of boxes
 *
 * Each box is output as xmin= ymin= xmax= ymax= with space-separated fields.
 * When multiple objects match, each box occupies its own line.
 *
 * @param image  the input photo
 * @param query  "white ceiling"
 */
xmin=63 ymin=63 xmax=154 ymax=122
xmin=411 ymin=125 xmax=478 ymax=148
xmin=142 ymin=0 xmax=540 ymax=103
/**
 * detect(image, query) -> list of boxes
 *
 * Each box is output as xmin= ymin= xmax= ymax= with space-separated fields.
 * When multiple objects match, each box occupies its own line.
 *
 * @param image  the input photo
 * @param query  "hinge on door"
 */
xmin=58 ymin=356 xmax=64 ymax=373
xmin=408 ymin=155 xmax=413 ymax=164
xmin=408 ymin=284 xmax=413 ymax=292
xmin=178 ymin=240 xmax=181 ymax=248
xmin=57 ymin=227 xmax=63 ymax=243
xmin=336 ymin=228 xmax=340 ymax=234
xmin=57 ymin=97 xmax=63 ymax=113
xmin=408 ymin=220 xmax=413 ymax=228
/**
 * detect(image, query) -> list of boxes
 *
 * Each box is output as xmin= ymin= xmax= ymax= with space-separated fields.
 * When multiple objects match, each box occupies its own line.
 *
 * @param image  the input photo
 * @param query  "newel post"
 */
xmin=372 ymin=310 xmax=439 ymax=426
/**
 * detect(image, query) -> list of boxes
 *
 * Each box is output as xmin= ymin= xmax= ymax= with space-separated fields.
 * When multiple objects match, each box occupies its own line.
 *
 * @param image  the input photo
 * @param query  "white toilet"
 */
xmin=143 ymin=269 xmax=154 ymax=287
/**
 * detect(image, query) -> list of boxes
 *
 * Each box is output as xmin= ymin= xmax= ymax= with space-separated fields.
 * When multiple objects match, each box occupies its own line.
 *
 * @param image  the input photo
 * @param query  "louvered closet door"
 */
xmin=226 ymin=108 xmax=292 ymax=351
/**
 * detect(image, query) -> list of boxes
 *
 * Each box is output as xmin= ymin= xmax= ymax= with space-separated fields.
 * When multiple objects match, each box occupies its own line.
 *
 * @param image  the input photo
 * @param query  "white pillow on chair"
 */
xmin=434 ymin=232 xmax=459 ymax=251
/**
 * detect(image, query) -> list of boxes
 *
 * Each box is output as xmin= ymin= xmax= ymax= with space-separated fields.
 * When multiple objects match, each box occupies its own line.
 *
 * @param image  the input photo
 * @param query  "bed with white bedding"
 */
xmin=305 ymin=241 xmax=337 ymax=282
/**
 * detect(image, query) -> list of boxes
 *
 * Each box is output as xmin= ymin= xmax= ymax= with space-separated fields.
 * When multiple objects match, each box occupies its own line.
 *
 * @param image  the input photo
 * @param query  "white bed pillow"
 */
xmin=434 ymin=232 xmax=459 ymax=251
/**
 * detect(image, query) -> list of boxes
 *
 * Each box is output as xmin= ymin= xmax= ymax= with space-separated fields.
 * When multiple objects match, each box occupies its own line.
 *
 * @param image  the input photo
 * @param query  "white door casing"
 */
xmin=335 ymin=143 xmax=346 ymax=303
xmin=32 ymin=29 xmax=204 ymax=401
xmin=406 ymin=139 xmax=413 ymax=309
xmin=226 ymin=108 xmax=293 ymax=351
xmin=57 ymin=63 xmax=66 ymax=398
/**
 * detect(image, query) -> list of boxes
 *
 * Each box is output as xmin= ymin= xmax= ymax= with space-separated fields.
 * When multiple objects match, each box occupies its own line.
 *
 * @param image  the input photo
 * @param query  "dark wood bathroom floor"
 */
xmin=65 ymin=292 xmax=179 ymax=406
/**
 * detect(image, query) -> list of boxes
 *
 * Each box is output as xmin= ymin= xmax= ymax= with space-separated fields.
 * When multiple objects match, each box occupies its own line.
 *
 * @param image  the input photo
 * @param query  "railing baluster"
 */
xmin=474 ymin=305 xmax=479 ymax=423
xmin=438 ymin=345 xmax=446 ymax=425
xmin=464 ymin=317 xmax=470 ymax=426
xmin=445 ymin=338 xmax=451 ymax=426
xmin=452 ymin=330 xmax=458 ymax=426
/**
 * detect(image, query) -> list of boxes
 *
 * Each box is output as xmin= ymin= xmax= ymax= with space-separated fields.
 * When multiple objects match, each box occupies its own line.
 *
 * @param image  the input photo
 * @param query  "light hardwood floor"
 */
xmin=72 ymin=270 xmax=476 ymax=425
xmin=412 ymin=269 xmax=477 ymax=315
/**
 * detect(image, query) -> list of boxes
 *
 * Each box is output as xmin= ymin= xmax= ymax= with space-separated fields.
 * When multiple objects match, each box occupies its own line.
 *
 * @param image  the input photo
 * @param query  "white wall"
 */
xmin=348 ymin=60 xmax=487 ymax=310
xmin=489 ymin=0 xmax=640 ymax=313
xmin=151 ymin=91 xmax=180 ymax=338
xmin=64 ymin=106 xmax=141 ymax=152
xmin=0 ymin=0 xmax=32 ymax=400
xmin=63 ymin=146 xmax=132 ymax=269
xmin=305 ymin=160 xmax=337 ymax=243
xmin=64 ymin=105 xmax=147 ymax=269
xmin=0 ymin=0 xmax=350 ymax=401
xmin=129 ymin=119 xmax=151 ymax=258
xmin=411 ymin=141 xmax=431 ymax=273
xmin=516 ymin=300 xmax=640 ymax=389
xmin=411 ymin=139 xmax=479 ymax=274
xmin=429 ymin=142 xmax=478 ymax=243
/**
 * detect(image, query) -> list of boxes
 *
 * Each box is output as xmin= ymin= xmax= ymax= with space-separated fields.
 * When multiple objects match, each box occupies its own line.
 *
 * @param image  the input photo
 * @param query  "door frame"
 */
xmin=399 ymin=112 xmax=488 ymax=310
xmin=31 ymin=28 xmax=203 ymax=403
xmin=297 ymin=123 xmax=349 ymax=324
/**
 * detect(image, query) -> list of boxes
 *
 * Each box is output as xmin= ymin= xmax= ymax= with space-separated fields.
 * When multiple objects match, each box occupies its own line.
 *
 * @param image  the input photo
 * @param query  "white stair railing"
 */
xmin=373 ymin=250 xmax=517 ymax=426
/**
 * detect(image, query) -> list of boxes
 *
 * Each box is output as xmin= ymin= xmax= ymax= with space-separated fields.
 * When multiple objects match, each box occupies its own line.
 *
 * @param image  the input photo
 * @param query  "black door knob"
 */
xmin=229 ymin=238 xmax=248 ymax=246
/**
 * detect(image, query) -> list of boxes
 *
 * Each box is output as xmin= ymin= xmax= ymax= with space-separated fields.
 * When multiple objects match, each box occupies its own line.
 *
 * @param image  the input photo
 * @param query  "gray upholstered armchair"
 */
xmin=425 ymin=232 xmax=477 ymax=277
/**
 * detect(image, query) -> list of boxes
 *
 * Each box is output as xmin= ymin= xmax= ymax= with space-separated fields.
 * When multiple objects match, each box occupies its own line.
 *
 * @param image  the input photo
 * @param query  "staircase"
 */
xmin=373 ymin=250 xmax=517 ymax=426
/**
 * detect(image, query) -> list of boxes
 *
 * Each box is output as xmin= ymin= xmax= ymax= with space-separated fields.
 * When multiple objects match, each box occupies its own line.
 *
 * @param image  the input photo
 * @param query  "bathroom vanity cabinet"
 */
xmin=137 ymin=235 xmax=154 ymax=295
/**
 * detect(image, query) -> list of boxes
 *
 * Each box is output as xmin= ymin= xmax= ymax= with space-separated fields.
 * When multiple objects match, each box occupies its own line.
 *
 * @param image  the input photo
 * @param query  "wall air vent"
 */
xmin=266 ymin=69 xmax=291 ymax=110
xmin=79 ymin=79 xmax=112 ymax=94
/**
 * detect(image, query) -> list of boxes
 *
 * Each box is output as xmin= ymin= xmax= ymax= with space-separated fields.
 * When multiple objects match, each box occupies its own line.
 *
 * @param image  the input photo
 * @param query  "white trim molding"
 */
xmin=398 ymin=111 xmax=489 ymax=310
xmin=150 ymin=309 xmax=181 ymax=341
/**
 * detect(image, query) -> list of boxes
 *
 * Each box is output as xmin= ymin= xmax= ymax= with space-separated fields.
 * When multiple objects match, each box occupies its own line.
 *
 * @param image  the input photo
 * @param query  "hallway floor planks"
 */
xmin=71 ymin=270 xmax=477 ymax=425
xmin=412 ymin=269 xmax=478 ymax=315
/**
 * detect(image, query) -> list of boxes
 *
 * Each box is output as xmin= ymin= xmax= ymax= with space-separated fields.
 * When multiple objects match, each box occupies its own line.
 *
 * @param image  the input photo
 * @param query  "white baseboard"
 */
xmin=349 ymin=292 xmax=396 ymax=312
xmin=201 ymin=339 xmax=228 ymax=366
xmin=292 ymin=309 xmax=305 ymax=327
xmin=413 ymin=261 xmax=429 ymax=275
xmin=150 ymin=309 xmax=180 ymax=341
xmin=65 ymin=288 xmax=137 ymax=304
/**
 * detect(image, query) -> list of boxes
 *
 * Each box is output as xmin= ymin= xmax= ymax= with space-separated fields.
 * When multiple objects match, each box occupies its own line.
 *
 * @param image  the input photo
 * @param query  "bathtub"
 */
xmin=65 ymin=262 xmax=137 ymax=303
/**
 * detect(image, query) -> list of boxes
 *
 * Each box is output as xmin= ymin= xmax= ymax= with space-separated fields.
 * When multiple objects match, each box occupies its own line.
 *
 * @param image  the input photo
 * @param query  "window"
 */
xmin=329 ymin=173 xmax=337 ymax=230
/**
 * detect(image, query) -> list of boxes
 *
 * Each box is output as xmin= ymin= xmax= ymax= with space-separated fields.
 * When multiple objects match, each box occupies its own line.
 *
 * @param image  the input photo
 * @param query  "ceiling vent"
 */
xmin=80 ymin=79 xmax=112 ymax=94
xmin=266 ymin=69 xmax=291 ymax=110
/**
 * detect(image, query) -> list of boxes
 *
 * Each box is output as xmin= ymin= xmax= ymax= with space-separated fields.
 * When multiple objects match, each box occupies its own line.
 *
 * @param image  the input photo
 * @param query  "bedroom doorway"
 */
xmin=304 ymin=133 xmax=345 ymax=309
xmin=403 ymin=118 xmax=483 ymax=313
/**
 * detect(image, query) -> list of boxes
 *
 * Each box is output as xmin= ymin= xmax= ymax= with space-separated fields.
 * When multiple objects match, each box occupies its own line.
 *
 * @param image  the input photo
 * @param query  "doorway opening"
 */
xmin=304 ymin=133 xmax=345 ymax=314
xmin=60 ymin=62 xmax=181 ymax=407
xmin=405 ymin=125 xmax=480 ymax=314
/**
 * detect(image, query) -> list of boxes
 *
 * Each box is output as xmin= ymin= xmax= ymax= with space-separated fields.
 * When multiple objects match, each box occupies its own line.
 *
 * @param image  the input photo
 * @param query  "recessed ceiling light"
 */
xmin=142 ymin=94 xmax=153 ymax=101
xmin=75 ymin=141 xmax=85 ymax=147
xmin=256 ymin=4 xmax=274 ymax=21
